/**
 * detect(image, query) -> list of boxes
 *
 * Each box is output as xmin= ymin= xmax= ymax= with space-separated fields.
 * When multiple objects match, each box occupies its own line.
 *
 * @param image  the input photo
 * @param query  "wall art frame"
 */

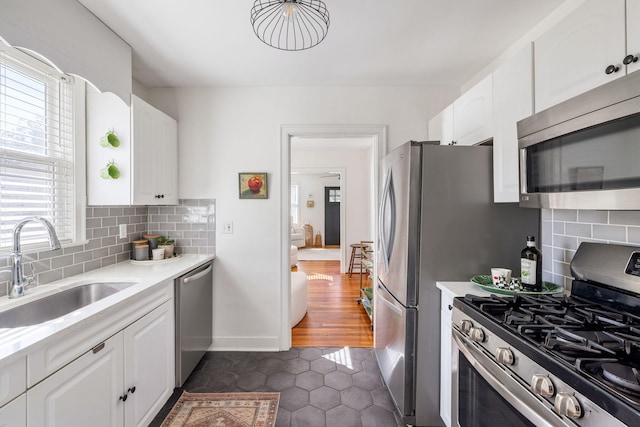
xmin=239 ymin=172 xmax=268 ymax=199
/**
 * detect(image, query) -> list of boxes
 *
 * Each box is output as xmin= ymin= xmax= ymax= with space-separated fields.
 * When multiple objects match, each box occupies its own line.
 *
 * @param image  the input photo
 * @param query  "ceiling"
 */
xmin=77 ymin=0 xmax=565 ymax=89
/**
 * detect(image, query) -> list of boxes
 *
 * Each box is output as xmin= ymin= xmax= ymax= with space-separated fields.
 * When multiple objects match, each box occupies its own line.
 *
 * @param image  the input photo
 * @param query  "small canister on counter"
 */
xmin=134 ymin=244 xmax=149 ymax=261
xmin=143 ymin=234 xmax=160 ymax=258
xmin=143 ymin=234 xmax=160 ymax=250
xmin=131 ymin=239 xmax=148 ymax=260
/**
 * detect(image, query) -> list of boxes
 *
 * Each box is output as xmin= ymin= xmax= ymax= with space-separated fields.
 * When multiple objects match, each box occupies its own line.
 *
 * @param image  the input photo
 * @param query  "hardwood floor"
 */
xmin=292 ymin=259 xmax=373 ymax=347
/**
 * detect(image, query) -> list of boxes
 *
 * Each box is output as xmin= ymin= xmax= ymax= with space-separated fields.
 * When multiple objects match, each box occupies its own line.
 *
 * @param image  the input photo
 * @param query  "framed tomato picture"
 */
xmin=239 ymin=172 xmax=268 ymax=199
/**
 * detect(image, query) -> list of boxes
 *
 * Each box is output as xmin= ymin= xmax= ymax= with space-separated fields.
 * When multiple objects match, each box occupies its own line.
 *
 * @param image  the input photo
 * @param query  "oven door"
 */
xmin=451 ymin=328 xmax=572 ymax=427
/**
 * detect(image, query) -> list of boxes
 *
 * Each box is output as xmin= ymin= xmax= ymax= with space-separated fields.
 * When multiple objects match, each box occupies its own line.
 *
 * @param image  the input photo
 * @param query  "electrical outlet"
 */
xmin=222 ymin=221 xmax=233 ymax=234
xmin=119 ymin=224 xmax=127 ymax=239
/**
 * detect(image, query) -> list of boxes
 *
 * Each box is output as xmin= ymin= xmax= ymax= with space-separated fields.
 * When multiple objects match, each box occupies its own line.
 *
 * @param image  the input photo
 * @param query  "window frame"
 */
xmin=0 ymin=44 xmax=86 ymax=254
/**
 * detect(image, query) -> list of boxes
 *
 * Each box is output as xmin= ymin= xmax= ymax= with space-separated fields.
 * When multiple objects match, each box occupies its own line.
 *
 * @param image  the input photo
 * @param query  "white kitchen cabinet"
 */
xmin=0 ymin=394 xmax=26 ymax=427
xmin=86 ymin=90 xmax=178 ymax=205
xmin=492 ymin=43 xmax=534 ymax=203
xmin=131 ymin=95 xmax=178 ymax=205
xmin=453 ymin=74 xmax=493 ymax=146
xmin=27 ymin=300 xmax=174 ymax=427
xmin=427 ymin=104 xmax=453 ymax=145
xmin=123 ymin=300 xmax=175 ymax=427
xmin=627 ymin=0 xmax=640 ymax=75
xmin=534 ymin=0 xmax=629 ymax=112
xmin=439 ymin=287 xmax=456 ymax=427
xmin=28 ymin=333 xmax=125 ymax=426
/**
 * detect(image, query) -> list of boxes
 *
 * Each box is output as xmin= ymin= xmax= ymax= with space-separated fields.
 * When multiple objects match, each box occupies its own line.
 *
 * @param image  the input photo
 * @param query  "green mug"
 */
xmin=100 ymin=131 xmax=120 ymax=148
xmin=100 ymin=161 xmax=121 ymax=179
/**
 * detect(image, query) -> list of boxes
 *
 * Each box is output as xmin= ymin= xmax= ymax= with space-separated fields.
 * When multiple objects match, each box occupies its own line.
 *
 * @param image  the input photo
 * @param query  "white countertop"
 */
xmin=436 ymin=281 xmax=493 ymax=298
xmin=0 ymin=254 xmax=214 ymax=366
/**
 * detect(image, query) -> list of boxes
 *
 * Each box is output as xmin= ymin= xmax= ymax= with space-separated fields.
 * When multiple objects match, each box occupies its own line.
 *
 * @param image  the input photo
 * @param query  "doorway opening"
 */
xmin=279 ymin=125 xmax=386 ymax=350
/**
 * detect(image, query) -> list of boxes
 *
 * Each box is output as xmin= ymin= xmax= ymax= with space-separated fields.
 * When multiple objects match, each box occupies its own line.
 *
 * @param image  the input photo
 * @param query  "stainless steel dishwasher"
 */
xmin=175 ymin=260 xmax=213 ymax=386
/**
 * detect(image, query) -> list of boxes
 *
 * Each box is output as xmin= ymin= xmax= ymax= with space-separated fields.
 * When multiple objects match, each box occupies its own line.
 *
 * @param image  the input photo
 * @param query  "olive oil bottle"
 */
xmin=521 ymin=236 xmax=542 ymax=291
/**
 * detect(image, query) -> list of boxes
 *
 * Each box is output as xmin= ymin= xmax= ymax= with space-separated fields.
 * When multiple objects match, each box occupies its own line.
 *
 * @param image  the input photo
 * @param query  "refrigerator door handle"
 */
xmin=379 ymin=168 xmax=396 ymax=273
xmin=376 ymin=283 xmax=403 ymax=317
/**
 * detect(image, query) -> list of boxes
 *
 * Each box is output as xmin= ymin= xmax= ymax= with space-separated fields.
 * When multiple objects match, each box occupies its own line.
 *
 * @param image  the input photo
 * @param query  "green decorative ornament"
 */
xmin=100 ymin=161 xmax=121 ymax=179
xmin=100 ymin=130 xmax=120 ymax=148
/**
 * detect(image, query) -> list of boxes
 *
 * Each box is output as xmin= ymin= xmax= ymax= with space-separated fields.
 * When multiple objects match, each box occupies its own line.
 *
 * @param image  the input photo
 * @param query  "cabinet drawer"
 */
xmin=0 ymin=357 xmax=26 ymax=408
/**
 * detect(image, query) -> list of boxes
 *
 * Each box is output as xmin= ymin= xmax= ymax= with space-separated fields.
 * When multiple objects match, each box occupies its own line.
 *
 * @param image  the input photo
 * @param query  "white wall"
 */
xmin=147 ymin=85 xmax=455 ymax=350
xmin=292 ymin=147 xmax=374 ymax=268
xmin=291 ymin=173 xmax=340 ymax=237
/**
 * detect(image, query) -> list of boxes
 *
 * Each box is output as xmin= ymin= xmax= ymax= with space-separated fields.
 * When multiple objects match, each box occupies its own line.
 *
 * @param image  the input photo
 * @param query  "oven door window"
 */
xmin=524 ymin=113 xmax=640 ymax=193
xmin=458 ymin=353 xmax=535 ymax=427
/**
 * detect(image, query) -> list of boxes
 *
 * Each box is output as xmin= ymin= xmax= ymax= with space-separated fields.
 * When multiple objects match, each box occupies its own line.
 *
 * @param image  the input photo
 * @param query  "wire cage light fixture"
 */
xmin=250 ymin=0 xmax=330 ymax=51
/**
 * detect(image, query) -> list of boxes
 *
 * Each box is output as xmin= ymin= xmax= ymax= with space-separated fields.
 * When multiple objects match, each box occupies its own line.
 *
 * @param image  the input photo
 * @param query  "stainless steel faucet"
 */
xmin=7 ymin=216 xmax=61 ymax=299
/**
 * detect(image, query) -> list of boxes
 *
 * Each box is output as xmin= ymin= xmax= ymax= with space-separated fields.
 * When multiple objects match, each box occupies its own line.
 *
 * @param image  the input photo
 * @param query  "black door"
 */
xmin=324 ymin=186 xmax=340 ymax=246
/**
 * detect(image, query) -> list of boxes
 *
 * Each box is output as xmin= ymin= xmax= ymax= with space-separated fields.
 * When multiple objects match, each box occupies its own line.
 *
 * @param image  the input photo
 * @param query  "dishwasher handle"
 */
xmin=183 ymin=263 xmax=213 ymax=284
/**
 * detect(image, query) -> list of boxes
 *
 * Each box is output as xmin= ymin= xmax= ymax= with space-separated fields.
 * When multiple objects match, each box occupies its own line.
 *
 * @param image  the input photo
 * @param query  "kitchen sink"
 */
xmin=0 ymin=282 xmax=136 ymax=328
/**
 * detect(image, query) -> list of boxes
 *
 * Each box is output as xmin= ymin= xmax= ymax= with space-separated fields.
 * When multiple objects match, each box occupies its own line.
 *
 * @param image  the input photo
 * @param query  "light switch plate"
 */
xmin=222 ymin=221 xmax=233 ymax=234
xmin=119 ymin=224 xmax=127 ymax=239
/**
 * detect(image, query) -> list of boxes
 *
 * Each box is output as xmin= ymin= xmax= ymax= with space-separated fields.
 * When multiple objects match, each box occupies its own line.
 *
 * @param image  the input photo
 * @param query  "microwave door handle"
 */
xmin=452 ymin=330 xmax=572 ymax=427
xmin=378 ymin=168 xmax=396 ymax=273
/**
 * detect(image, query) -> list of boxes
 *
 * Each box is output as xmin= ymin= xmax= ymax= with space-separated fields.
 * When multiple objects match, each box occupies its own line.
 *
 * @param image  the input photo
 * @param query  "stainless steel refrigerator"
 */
xmin=375 ymin=141 xmax=539 ymax=426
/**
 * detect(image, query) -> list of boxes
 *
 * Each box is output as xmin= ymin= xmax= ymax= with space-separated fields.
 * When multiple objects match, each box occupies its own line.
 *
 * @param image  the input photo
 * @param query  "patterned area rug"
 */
xmin=161 ymin=392 xmax=279 ymax=427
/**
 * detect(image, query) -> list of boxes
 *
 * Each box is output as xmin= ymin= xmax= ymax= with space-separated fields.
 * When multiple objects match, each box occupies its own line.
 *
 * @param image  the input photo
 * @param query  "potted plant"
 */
xmin=157 ymin=236 xmax=175 ymax=258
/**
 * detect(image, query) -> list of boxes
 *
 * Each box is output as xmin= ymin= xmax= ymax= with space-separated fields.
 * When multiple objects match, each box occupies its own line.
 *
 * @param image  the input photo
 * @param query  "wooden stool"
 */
xmin=348 ymin=243 xmax=368 ymax=277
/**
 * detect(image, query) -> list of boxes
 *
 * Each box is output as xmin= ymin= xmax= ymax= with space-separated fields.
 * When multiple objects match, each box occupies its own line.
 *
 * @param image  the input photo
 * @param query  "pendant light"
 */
xmin=250 ymin=0 xmax=330 ymax=51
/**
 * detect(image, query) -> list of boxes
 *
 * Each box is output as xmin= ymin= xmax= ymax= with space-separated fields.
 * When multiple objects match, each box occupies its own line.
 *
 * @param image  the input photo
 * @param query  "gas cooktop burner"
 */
xmin=602 ymin=363 xmax=640 ymax=393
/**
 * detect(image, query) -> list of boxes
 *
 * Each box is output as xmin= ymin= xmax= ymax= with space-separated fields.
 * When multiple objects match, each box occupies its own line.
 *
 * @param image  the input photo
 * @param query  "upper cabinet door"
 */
xmin=534 ymin=0 xmax=626 ymax=112
xmin=453 ymin=74 xmax=493 ymax=146
xmin=427 ymin=104 xmax=453 ymax=145
xmin=627 ymin=0 xmax=640 ymax=75
xmin=492 ymin=44 xmax=534 ymax=203
xmin=131 ymin=95 xmax=178 ymax=205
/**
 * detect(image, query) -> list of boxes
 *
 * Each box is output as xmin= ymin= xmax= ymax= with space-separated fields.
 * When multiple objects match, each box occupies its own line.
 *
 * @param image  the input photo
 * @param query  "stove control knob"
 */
xmin=554 ymin=392 xmax=582 ymax=419
xmin=460 ymin=320 xmax=473 ymax=334
xmin=495 ymin=347 xmax=515 ymax=365
xmin=469 ymin=327 xmax=485 ymax=343
xmin=531 ymin=374 xmax=555 ymax=397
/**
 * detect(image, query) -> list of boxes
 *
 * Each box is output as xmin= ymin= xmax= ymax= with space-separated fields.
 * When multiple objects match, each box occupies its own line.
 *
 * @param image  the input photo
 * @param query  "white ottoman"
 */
xmin=291 ymin=271 xmax=308 ymax=327
xmin=291 ymin=245 xmax=298 ymax=267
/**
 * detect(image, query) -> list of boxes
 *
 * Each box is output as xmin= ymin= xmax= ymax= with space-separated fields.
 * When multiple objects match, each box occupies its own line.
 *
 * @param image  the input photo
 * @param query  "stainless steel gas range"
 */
xmin=451 ymin=243 xmax=640 ymax=427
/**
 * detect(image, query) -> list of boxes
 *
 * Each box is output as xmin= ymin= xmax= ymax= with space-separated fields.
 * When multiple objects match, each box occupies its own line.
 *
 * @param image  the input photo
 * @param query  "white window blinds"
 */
xmin=0 ymin=48 xmax=76 ymax=251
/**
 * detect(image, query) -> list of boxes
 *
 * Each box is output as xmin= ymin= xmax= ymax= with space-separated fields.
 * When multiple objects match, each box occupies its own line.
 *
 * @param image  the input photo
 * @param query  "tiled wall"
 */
xmin=148 ymin=199 xmax=216 ymax=255
xmin=541 ymin=209 xmax=640 ymax=290
xmin=0 ymin=199 xmax=215 ymax=297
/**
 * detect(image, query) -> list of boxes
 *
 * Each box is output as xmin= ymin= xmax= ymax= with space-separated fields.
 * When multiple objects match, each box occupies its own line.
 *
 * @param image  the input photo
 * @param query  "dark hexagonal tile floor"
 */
xmin=150 ymin=347 xmax=404 ymax=427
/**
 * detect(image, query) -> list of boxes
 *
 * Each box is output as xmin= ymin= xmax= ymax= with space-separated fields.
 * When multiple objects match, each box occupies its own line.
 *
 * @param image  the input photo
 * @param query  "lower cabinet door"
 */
xmin=124 ymin=300 xmax=175 ymax=427
xmin=27 ymin=333 xmax=124 ymax=427
xmin=0 ymin=394 xmax=26 ymax=427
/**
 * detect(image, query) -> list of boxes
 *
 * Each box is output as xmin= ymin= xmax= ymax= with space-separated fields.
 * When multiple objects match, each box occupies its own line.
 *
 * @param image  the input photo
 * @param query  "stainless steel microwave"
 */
xmin=517 ymin=71 xmax=640 ymax=210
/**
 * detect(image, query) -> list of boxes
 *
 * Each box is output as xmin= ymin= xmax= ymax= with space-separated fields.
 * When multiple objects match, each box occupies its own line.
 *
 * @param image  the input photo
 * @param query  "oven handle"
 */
xmin=452 ymin=329 xmax=572 ymax=427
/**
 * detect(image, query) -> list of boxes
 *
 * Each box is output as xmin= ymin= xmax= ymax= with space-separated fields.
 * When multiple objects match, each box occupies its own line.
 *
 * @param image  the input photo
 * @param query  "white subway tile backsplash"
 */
xmin=543 ymin=209 xmax=640 ymax=287
xmin=553 ymin=209 xmax=577 ymax=222
xmin=565 ymin=223 xmax=591 ymax=238
xmin=610 ymin=211 xmax=640 ymax=226
xmin=0 ymin=198 xmax=215 ymax=297
xmin=553 ymin=234 xmax=578 ymax=250
xmin=593 ymin=224 xmax=626 ymax=242
xmin=629 ymin=227 xmax=640 ymax=244
xmin=577 ymin=210 xmax=608 ymax=224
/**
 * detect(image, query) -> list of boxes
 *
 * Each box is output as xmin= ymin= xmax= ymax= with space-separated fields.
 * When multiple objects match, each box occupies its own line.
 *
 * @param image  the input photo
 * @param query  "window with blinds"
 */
xmin=0 ymin=47 xmax=79 ymax=252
